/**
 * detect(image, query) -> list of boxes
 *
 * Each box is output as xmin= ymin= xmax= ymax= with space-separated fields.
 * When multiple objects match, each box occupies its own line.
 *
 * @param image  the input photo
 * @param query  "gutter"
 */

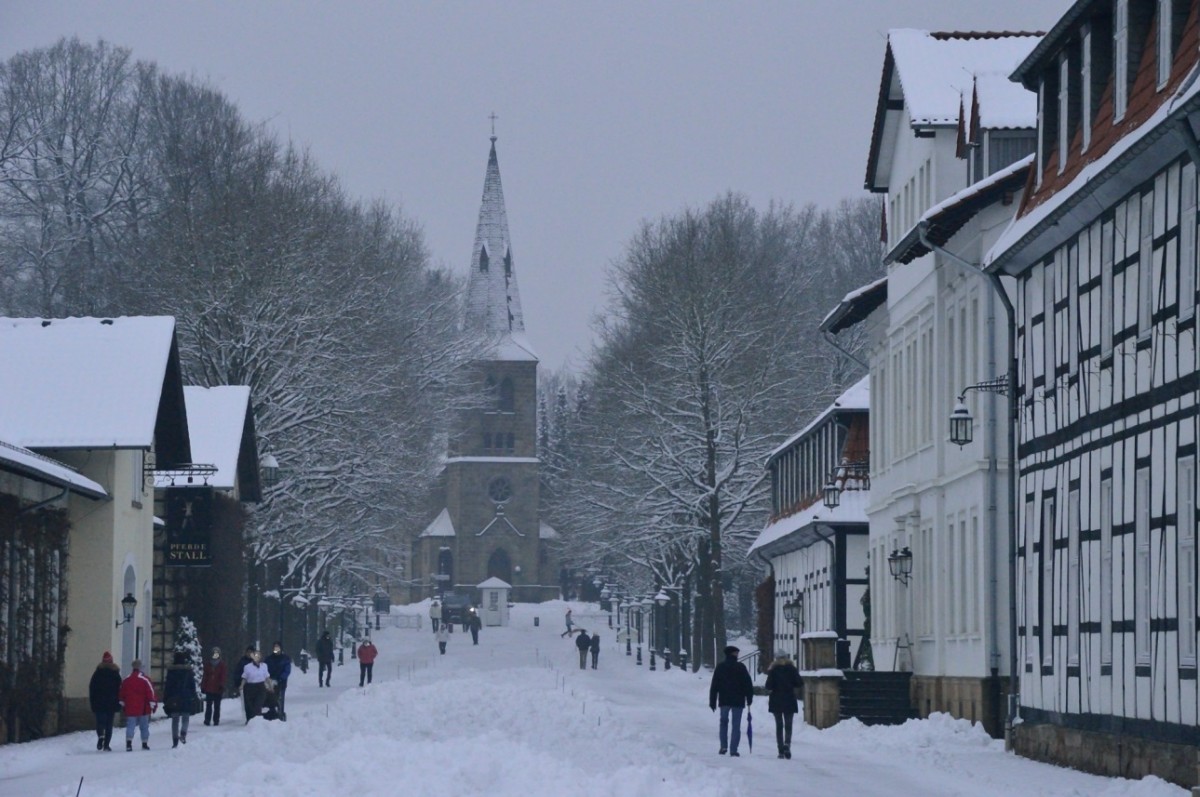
xmin=918 ymin=222 xmax=1020 ymax=748
xmin=18 ymin=485 xmax=69 ymax=515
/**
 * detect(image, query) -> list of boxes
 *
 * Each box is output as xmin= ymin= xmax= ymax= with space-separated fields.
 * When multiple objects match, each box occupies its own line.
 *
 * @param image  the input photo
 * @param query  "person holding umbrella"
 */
xmin=708 ymin=645 xmax=753 ymax=756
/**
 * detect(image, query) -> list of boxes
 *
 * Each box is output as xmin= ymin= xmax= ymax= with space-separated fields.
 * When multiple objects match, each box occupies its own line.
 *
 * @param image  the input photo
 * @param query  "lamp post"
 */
xmin=948 ymin=377 xmax=1010 ymax=448
xmin=782 ymin=595 xmax=803 ymax=661
xmin=260 ymin=453 xmax=280 ymax=487
xmin=654 ymin=590 xmax=670 ymax=668
xmin=624 ymin=600 xmax=632 ymax=656
xmin=635 ymin=603 xmax=644 ymax=665
xmin=115 ymin=592 xmax=137 ymax=628
xmin=887 ymin=547 xmax=913 ymax=586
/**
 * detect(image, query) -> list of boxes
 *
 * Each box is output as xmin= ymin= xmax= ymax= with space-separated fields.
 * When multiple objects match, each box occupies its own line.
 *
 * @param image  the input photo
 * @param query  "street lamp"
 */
xmin=887 ymin=547 xmax=914 ymax=585
xmin=115 ymin=592 xmax=138 ymax=628
xmin=260 ymin=453 xmax=280 ymax=487
xmin=782 ymin=594 xmax=803 ymax=660
xmin=949 ymin=376 xmax=1010 ymax=448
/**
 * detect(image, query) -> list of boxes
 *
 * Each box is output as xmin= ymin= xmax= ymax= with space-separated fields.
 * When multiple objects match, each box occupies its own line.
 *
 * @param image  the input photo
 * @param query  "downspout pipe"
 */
xmin=18 ymin=485 xmax=69 ymax=514
xmin=918 ymin=222 xmax=1020 ymax=748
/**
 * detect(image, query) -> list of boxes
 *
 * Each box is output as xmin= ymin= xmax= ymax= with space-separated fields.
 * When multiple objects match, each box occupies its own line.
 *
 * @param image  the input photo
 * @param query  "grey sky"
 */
xmin=2 ymin=1 xmax=1069 ymax=373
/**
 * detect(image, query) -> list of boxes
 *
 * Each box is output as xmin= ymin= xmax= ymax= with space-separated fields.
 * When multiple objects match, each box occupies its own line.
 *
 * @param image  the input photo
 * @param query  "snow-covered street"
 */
xmin=0 ymin=602 xmax=1186 ymax=797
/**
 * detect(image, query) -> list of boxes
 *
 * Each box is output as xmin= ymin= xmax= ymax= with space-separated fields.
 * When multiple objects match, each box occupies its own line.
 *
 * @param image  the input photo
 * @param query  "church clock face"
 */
xmin=487 ymin=476 xmax=513 ymax=504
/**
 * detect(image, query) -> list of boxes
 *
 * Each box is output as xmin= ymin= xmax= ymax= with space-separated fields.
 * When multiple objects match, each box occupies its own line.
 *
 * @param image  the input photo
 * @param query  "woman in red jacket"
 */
xmin=201 ymin=647 xmax=227 ymax=726
xmin=357 ymin=638 xmax=378 ymax=686
xmin=118 ymin=659 xmax=158 ymax=751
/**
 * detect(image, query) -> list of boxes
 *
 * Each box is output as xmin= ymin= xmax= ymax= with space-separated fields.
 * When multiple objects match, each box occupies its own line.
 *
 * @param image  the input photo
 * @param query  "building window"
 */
xmin=1158 ymin=0 xmax=1173 ymax=89
xmin=483 ymin=433 xmax=493 ymax=450
xmin=479 ymin=243 xmax=490 ymax=272
xmin=1043 ymin=494 xmax=1056 ymax=667
xmin=1179 ymin=457 xmax=1197 ymax=667
xmin=1100 ymin=478 xmax=1113 ymax=667
xmin=499 ymin=377 xmax=515 ymax=412
xmin=1182 ymin=161 xmax=1197 ymax=321
xmin=1101 ymin=215 xmax=1115 ymax=356
xmin=1026 ymin=499 xmax=1037 ymax=666
xmin=1136 ymin=469 xmax=1151 ymax=666
xmin=1081 ymin=25 xmax=1093 ymax=152
xmin=1114 ymin=0 xmax=1129 ymax=122
xmin=1058 ymin=51 xmax=1071 ymax=174
xmin=1139 ymin=190 xmax=1154 ymax=336
xmin=1067 ymin=488 xmax=1081 ymax=667
xmin=1037 ymin=78 xmax=1047 ymax=187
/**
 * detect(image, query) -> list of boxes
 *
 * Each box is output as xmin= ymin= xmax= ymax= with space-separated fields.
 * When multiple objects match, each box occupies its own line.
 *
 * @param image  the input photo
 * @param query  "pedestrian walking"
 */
xmin=357 ymin=638 xmax=378 ymax=685
xmin=164 ymin=651 xmax=199 ymax=748
xmin=589 ymin=632 xmax=601 ymax=669
xmin=575 ymin=629 xmax=591 ymax=670
xmin=88 ymin=651 xmax=121 ymax=751
xmin=436 ymin=623 xmax=449 ymax=654
xmin=231 ymin=645 xmax=255 ymax=697
xmin=118 ymin=659 xmax=157 ymax=751
xmin=241 ymin=650 xmax=270 ymax=723
xmin=264 ymin=641 xmax=293 ymax=721
xmin=561 ymin=608 xmax=574 ymax=637
xmin=430 ymin=599 xmax=442 ymax=633
xmin=468 ymin=609 xmax=482 ymax=645
xmin=201 ymin=647 xmax=227 ymax=726
xmin=708 ymin=645 xmax=753 ymax=757
xmin=765 ymin=654 xmax=802 ymax=759
xmin=316 ymin=631 xmax=334 ymax=687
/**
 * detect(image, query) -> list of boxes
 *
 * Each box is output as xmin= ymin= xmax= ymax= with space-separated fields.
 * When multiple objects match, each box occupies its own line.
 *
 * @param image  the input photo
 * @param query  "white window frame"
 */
xmin=1182 ymin=161 xmax=1197 ymax=321
xmin=1136 ymin=469 xmax=1152 ymax=666
xmin=1059 ymin=52 xmax=1071 ymax=174
xmin=1139 ymin=191 xmax=1155 ymax=337
xmin=1100 ymin=478 xmax=1114 ymax=667
xmin=1067 ymin=489 xmax=1081 ymax=666
xmin=1114 ymin=0 xmax=1129 ymax=122
xmin=1026 ymin=500 xmax=1037 ymax=666
xmin=1102 ymin=216 xmax=1115 ymax=356
xmin=1179 ymin=457 xmax=1197 ymax=667
xmin=1081 ymin=24 xmax=1093 ymax=152
xmin=1158 ymin=0 xmax=1173 ymax=89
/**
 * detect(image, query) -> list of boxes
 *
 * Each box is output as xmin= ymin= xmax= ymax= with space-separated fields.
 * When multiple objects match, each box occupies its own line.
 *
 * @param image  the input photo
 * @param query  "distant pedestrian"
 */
xmin=241 ymin=650 xmax=270 ymax=722
xmin=316 ymin=631 xmax=334 ymax=687
xmin=575 ymin=629 xmax=591 ymax=670
xmin=437 ymin=624 xmax=449 ymax=654
xmin=201 ymin=647 xmax=227 ymax=726
xmin=264 ymin=641 xmax=292 ymax=720
xmin=765 ymin=654 xmax=802 ymax=759
xmin=468 ymin=609 xmax=482 ymax=645
xmin=561 ymin=608 xmax=574 ymax=637
xmin=164 ymin=651 xmax=198 ymax=748
xmin=88 ymin=651 xmax=121 ymax=751
xmin=589 ymin=632 xmax=600 ymax=669
xmin=708 ymin=645 xmax=753 ymax=756
xmin=118 ymin=659 xmax=157 ymax=751
xmin=231 ymin=645 xmax=255 ymax=697
xmin=357 ymin=638 xmax=378 ymax=685
xmin=430 ymin=600 xmax=442 ymax=633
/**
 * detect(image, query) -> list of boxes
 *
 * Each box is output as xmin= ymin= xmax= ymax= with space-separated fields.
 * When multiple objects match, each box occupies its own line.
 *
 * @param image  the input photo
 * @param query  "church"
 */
xmin=408 ymin=135 xmax=559 ymax=603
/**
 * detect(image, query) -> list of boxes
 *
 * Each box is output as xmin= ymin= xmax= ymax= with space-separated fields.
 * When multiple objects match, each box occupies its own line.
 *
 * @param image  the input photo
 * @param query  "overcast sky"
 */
xmin=2 ymin=1 xmax=1069 ymax=373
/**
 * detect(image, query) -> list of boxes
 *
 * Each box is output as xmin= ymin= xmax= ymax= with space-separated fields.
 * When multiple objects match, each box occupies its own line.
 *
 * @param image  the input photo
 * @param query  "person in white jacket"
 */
xmin=429 ymin=600 xmax=442 ymax=633
xmin=241 ymin=651 xmax=270 ymax=723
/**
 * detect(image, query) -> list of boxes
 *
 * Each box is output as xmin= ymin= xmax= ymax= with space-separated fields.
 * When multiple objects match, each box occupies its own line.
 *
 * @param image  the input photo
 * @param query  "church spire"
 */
xmin=464 ymin=133 xmax=526 ymax=336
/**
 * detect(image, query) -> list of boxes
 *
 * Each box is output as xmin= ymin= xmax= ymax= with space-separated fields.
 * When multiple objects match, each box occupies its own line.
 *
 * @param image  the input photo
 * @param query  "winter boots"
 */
xmin=181 ymin=732 xmax=187 ymax=744
xmin=776 ymin=744 xmax=791 ymax=760
xmin=172 ymin=737 xmax=179 ymax=749
xmin=142 ymin=741 xmax=150 ymax=751
xmin=126 ymin=740 xmax=133 ymax=752
xmin=97 ymin=736 xmax=104 ymax=750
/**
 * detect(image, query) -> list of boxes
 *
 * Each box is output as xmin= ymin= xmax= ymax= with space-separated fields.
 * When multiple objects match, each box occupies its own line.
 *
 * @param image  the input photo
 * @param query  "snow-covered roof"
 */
xmin=420 ymin=508 xmax=456 ymax=538
xmin=987 ymin=64 xmax=1200 ymax=275
xmin=972 ymin=72 xmax=1036 ymax=131
xmin=538 ymin=521 xmax=559 ymax=540
xmin=0 ymin=316 xmax=185 ymax=452
xmin=476 ymin=577 xmax=512 ymax=589
xmin=767 ymin=376 xmax=869 ymax=464
xmin=174 ymin=386 xmax=251 ymax=490
xmin=748 ymin=488 xmax=870 ymax=557
xmin=465 ymin=139 xmax=527 ymax=337
xmin=0 ymin=438 xmax=107 ymax=499
xmin=820 ymin=276 xmax=887 ymax=334
xmin=886 ymin=153 xmax=1033 ymax=265
xmin=488 ymin=331 xmax=539 ymax=362
xmin=888 ymin=30 xmax=1041 ymax=127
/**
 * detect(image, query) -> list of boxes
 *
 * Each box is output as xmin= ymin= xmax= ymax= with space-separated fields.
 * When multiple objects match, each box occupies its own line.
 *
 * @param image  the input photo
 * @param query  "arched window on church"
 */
xmin=437 ymin=549 xmax=454 ymax=588
xmin=499 ymin=377 xmax=515 ymax=412
xmin=488 ymin=548 xmax=512 ymax=583
xmin=504 ymin=247 xmax=512 ymax=277
xmin=479 ymin=243 xmax=490 ymax=272
xmin=483 ymin=433 xmax=492 ymax=450
xmin=506 ymin=433 xmax=515 ymax=450
xmin=485 ymin=375 xmax=499 ymax=411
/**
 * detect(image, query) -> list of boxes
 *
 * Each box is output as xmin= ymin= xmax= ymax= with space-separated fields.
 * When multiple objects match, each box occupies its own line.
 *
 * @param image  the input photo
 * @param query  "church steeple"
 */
xmin=465 ymin=135 xmax=526 ymax=337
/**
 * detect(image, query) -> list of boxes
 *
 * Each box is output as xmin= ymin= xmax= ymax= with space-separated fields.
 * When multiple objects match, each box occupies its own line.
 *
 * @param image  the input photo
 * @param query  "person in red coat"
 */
xmin=118 ymin=659 xmax=158 ymax=751
xmin=201 ymin=647 xmax=227 ymax=726
xmin=357 ymin=638 xmax=378 ymax=686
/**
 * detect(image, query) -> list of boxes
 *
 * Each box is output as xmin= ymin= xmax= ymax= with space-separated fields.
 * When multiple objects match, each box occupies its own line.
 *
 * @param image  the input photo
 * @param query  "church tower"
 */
xmin=410 ymin=134 xmax=558 ymax=602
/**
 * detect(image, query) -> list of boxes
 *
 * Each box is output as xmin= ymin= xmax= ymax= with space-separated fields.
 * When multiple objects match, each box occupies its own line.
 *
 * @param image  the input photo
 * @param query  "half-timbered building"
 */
xmin=986 ymin=0 xmax=1200 ymax=786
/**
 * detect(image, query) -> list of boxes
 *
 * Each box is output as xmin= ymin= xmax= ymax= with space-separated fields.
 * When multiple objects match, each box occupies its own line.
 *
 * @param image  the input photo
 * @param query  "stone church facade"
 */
xmin=408 ymin=136 xmax=559 ymax=603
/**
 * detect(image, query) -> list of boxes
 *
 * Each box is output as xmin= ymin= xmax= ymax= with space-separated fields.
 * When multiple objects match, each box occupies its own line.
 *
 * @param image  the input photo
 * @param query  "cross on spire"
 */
xmin=489 ymin=112 xmax=498 ymax=141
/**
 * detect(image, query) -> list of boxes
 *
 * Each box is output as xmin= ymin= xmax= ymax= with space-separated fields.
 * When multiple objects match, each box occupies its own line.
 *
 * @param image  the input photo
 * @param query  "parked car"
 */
xmin=440 ymin=591 xmax=473 ymax=625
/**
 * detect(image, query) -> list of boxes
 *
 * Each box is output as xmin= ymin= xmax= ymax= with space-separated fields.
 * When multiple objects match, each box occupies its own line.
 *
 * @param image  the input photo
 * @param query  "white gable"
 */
xmin=179 ymin=386 xmax=251 ymax=490
xmin=420 ymin=508 xmax=456 ymax=538
xmin=0 ymin=316 xmax=176 ymax=449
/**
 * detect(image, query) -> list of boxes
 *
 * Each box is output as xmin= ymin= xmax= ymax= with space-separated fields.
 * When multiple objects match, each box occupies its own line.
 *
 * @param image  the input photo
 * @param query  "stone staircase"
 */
xmin=838 ymin=670 xmax=918 ymax=726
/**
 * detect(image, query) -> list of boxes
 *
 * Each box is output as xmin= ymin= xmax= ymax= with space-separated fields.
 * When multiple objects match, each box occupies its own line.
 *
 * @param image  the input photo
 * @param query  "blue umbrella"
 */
xmin=746 ymin=710 xmax=753 ymax=752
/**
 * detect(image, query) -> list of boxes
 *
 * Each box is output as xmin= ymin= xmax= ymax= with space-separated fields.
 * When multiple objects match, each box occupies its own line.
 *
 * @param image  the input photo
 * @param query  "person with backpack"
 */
xmin=708 ymin=645 xmax=753 ymax=756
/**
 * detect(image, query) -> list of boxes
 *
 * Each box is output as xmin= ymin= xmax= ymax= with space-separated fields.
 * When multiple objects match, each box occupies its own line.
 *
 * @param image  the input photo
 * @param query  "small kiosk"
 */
xmin=476 ymin=577 xmax=511 ymax=627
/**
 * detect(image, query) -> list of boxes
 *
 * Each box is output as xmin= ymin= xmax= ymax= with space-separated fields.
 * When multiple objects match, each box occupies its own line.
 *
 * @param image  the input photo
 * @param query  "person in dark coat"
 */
xmin=264 ymin=641 xmax=293 ymax=721
xmin=468 ymin=609 xmax=482 ymax=645
xmin=575 ymin=629 xmax=591 ymax=670
xmin=316 ymin=631 xmax=335 ymax=687
xmin=164 ymin=651 xmax=198 ymax=748
xmin=708 ymin=645 xmax=754 ymax=756
xmin=765 ymin=654 xmax=802 ymax=759
xmin=200 ymin=647 xmax=227 ymax=726
xmin=589 ymin=632 xmax=600 ymax=669
xmin=231 ymin=645 xmax=255 ymax=696
xmin=88 ymin=651 xmax=121 ymax=751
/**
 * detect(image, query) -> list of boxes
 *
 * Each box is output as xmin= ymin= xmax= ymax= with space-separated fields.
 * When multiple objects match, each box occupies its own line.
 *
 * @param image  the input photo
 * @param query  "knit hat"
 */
xmin=101 ymin=651 xmax=113 ymax=663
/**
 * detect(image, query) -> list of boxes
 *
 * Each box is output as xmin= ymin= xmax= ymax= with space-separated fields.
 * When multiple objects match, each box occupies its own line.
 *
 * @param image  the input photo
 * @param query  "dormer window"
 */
xmin=480 ymin=243 xmax=490 ymax=272
xmin=1114 ymin=0 xmax=1129 ymax=121
xmin=1058 ymin=51 xmax=1071 ymax=174
xmin=1081 ymin=25 xmax=1093 ymax=152
xmin=504 ymin=247 xmax=512 ymax=277
xmin=1158 ymin=0 xmax=1172 ymax=87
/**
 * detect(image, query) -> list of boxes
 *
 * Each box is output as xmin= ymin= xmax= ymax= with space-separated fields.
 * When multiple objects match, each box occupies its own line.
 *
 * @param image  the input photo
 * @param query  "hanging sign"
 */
xmin=165 ymin=487 xmax=214 ymax=567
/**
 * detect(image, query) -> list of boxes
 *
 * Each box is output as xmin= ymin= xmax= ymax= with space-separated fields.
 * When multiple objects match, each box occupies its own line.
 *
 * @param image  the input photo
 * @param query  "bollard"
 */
xmin=626 ymin=637 xmax=632 ymax=656
xmin=680 ymin=650 xmax=689 ymax=671
xmin=663 ymin=648 xmax=671 ymax=671
xmin=534 ymin=616 xmax=540 ymax=627
xmin=636 ymin=646 xmax=642 ymax=666
xmin=649 ymin=649 xmax=656 ymax=671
